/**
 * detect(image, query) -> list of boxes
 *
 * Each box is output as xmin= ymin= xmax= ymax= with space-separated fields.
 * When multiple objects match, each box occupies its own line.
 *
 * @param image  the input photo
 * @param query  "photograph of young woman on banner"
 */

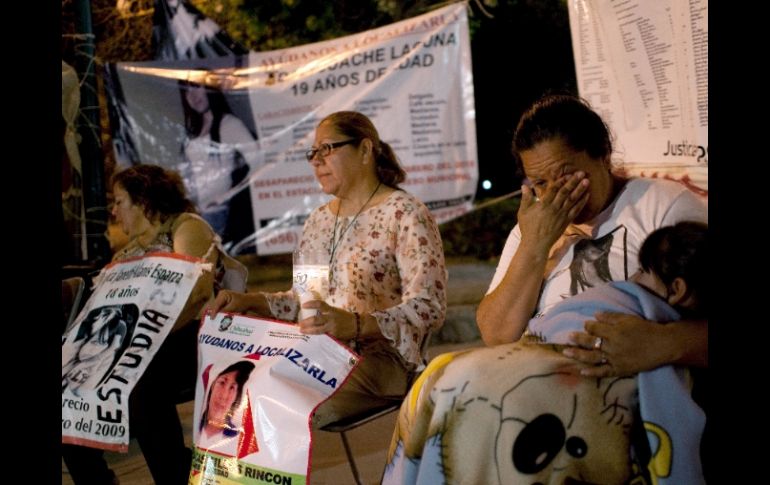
xmin=178 ymin=74 xmax=261 ymax=247
xmin=62 ymin=303 xmax=139 ymax=397
xmin=61 ymin=252 xmax=207 ymax=454
xmin=190 ymin=312 xmax=359 ymax=484
xmin=197 ymin=359 xmax=256 ymax=457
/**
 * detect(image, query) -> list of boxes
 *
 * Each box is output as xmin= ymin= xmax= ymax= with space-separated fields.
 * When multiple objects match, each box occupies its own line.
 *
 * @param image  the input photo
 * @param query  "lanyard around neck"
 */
xmin=328 ymin=182 xmax=382 ymax=281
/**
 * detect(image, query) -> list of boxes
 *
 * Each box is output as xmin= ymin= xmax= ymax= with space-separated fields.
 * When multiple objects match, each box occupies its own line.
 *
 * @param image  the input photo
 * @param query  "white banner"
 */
xmin=62 ymin=253 xmax=206 ymax=451
xmin=568 ymin=0 xmax=708 ymax=195
xmin=106 ymin=2 xmax=478 ymax=254
xmin=190 ymin=313 xmax=359 ymax=484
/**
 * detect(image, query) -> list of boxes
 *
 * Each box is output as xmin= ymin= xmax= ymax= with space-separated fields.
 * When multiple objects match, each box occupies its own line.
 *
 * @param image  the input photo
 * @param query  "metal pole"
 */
xmin=73 ymin=0 xmax=110 ymax=265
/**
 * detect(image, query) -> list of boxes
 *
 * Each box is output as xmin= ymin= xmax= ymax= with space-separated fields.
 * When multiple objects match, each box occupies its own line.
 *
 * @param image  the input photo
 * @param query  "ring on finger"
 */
xmin=600 ymin=352 xmax=608 ymax=365
xmin=593 ymin=336 xmax=603 ymax=351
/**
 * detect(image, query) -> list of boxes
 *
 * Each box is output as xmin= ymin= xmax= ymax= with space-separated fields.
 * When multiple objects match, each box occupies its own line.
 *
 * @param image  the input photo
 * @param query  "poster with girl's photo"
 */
xmin=62 ymin=253 xmax=207 ymax=452
xmin=191 ymin=313 xmax=360 ymax=484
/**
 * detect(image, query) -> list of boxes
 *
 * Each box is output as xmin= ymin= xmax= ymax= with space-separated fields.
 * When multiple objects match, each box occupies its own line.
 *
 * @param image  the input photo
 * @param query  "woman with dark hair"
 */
xmin=208 ymin=111 xmax=447 ymax=428
xmin=477 ymin=94 xmax=708 ymax=375
xmin=384 ymin=222 xmax=709 ymax=485
xmin=197 ymin=360 xmax=256 ymax=456
xmin=179 ymin=78 xmax=259 ymax=247
xmin=382 ymin=95 xmax=708 ymax=485
xmin=63 ymin=164 xmax=244 ymax=485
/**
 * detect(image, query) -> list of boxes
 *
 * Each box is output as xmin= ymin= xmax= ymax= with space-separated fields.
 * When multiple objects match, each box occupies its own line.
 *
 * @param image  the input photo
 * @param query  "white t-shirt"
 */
xmin=487 ymin=178 xmax=708 ymax=317
xmin=183 ymin=114 xmax=262 ymax=208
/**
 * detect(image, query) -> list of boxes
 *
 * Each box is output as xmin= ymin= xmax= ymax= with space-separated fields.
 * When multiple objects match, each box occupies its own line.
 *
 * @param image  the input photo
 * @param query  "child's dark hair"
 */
xmin=638 ymin=221 xmax=707 ymax=317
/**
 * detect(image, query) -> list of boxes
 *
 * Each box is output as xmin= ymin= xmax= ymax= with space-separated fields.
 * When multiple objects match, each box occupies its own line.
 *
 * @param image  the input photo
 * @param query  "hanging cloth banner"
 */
xmin=190 ymin=313 xmax=359 ymax=485
xmin=62 ymin=253 xmax=207 ymax=452
xmin=151 ymin=0 xmax=248 ymax=60
xmin=568 ymin=0 xmax=708 ymax=195
xmin=105 ymin=2 xmax=477 ymax=254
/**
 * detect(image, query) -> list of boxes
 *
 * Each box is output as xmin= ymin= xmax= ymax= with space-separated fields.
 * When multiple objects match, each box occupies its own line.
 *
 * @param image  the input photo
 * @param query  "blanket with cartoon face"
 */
xmin=383 ymin=282 xmax=705 ymax=485
xmin=383 ymin=341 xmax=640 ymax=484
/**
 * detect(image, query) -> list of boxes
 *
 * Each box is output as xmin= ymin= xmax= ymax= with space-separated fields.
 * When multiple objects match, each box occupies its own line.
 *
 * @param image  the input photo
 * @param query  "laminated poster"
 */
xmin=190 ymin=313 xmax=360 ymax=485
xmin=62 ymin=252 xmax=207 ymax=451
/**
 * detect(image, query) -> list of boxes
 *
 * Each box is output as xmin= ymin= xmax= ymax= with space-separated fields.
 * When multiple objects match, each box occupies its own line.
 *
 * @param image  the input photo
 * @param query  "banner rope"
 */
xmin=470 ymin=188 xmax=521 ymax=212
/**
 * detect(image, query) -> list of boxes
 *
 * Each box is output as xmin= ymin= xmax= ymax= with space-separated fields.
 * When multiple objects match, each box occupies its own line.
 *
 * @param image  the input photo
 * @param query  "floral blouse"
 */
xmin=264 ymin=191 xmax=447 ymax=368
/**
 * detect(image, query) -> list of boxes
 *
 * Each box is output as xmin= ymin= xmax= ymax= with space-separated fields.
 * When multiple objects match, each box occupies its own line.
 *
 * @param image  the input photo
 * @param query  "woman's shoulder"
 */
xmin=383 ymin=190 xmax=431 ymax=214
xmin=613 ymin=177 xmax=707 ymax=226
xmin=170 ymin=212 xmax=218 ymax=259
xmin=301 ymin=202 xmax=335 ymax=233
xmin=220 ymin=113 xmax=245 ymax=129
xmin=219 ymin=114 xmax=255 ymax=141
xmin=171 ymin=212 xmax=213 ymax=235
xmin=624 ymin=177 xmax=696 ymax=200
xmin=307 ymin=201 xmax=333 ymax=220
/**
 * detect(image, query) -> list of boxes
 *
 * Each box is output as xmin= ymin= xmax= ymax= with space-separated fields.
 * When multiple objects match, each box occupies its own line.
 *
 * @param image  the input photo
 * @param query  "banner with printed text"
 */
xmin=568 ymin=0 xmax=708 ymax=195
xmin=62 ymin=253 xmax=206 ymax=452
xmin=189 ymin=313 xmax=359 ymax=484
xmin=105 ymin=2 xmax=477 ymax=255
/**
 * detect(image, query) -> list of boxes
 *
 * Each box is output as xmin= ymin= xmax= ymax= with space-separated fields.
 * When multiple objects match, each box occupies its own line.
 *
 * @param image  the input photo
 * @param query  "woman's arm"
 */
xmin=205 ymin=289 xmax=274 ymax=318
xmin=368 ymin=198 xmax=448 ymax=366
xmin=206 ymin=211 xmax=325 ymax=322
xmin=564 ymin=314 xmax=708 ymax=376
xmin=477 ymin=174 xmax=590 ymax=345
xmin=476 ymin=223 xmax=551 ymax=345
xmin=171 ymin=215 xmax=218 ymax=331
xmin=206 ymin=286 xmax=299 ymax=321
xmin=561 ymin=184 xmax=709 ymax=375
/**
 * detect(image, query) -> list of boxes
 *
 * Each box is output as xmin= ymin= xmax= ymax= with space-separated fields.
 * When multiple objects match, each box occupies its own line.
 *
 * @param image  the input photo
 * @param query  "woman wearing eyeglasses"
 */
xmin=208 ymin=110 xmax=447 ymax=427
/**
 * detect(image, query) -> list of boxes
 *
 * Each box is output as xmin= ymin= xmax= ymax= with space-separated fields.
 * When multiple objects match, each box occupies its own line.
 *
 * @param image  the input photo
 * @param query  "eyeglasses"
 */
xmin=305 ymin=139 xmax=359 ymax=162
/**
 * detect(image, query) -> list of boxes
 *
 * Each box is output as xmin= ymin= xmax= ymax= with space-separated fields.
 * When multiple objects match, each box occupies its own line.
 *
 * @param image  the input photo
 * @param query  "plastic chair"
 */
xmin=62 ymin=276 xmax=85 ymax=333
xmin=320 ymin=401 xmax=402 ymax=485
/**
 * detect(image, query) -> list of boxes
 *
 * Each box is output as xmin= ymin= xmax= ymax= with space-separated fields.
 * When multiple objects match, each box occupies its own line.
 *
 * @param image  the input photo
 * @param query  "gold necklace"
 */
xmin=328 ymin=182 xmax=382 ymax=282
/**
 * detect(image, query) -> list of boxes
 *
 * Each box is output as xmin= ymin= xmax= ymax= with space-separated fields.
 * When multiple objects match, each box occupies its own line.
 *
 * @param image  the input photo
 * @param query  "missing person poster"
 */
xmin=62 ymin=253 xmax=207 ymax=452
xmin=105 ymin=2 xmax=477 ymax=255
xmin=190 ymin=313 xmax=360 ymax=485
